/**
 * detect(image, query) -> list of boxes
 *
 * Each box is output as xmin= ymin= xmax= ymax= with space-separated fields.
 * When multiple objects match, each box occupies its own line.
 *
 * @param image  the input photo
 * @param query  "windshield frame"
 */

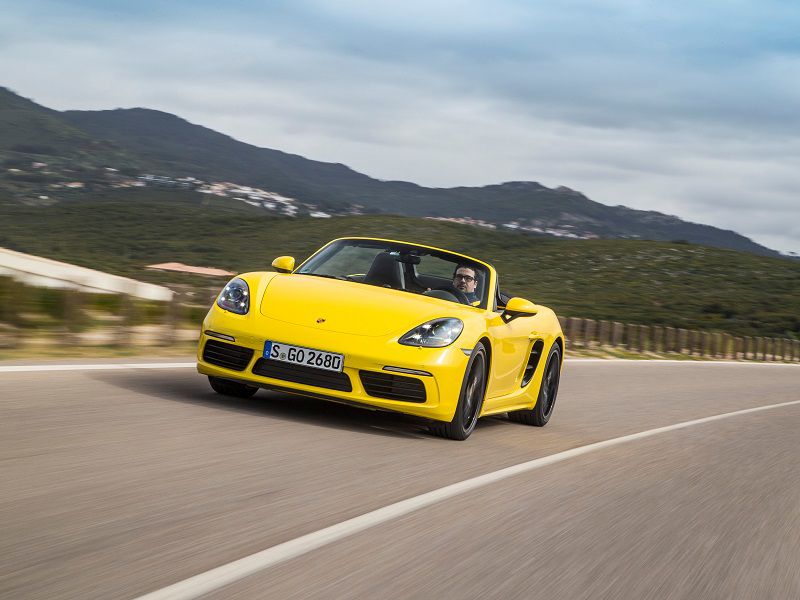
xmin=294 ymin=237 xmax=495 ymax=310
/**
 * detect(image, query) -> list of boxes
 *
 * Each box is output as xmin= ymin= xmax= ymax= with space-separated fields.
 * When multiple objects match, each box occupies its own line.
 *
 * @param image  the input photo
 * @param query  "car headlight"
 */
xmin=399 ymin=318 xmax=463 ymax=347
xmin=217 ymin=277 xmax=250 ymax=315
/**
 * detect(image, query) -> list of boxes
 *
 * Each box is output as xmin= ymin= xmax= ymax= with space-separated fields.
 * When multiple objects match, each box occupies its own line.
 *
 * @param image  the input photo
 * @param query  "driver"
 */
xmin=453 ymin=265 xmax=480 ymax=304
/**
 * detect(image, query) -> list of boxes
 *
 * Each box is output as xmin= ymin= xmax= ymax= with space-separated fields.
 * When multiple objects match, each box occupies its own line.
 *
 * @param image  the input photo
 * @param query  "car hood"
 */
xmin=259 ymin=275 xmax=469 ymax=337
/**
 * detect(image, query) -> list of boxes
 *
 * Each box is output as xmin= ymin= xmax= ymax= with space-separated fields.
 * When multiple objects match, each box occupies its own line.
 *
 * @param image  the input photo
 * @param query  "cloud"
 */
xmin=1 ymin=0 xmax=799 ymax=253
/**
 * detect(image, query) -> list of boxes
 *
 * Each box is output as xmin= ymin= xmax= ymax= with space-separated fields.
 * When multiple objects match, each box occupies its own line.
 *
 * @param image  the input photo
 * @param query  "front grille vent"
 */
xmin=252 ymin=359 xmax=352 ymax=392
xmin=359 ymin=371 xmax=427 ymax=403
xmin=202 ymin=340 xmax=254 ymax=371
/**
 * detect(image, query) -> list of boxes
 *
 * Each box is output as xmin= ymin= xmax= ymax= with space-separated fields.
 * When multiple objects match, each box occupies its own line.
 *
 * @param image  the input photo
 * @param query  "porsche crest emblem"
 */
xmin=316 ymin=317 xmax=326 ymax=324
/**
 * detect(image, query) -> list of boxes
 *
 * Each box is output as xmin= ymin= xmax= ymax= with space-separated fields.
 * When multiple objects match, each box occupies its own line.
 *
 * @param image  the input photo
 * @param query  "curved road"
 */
xmin=1 ymin=359 xmax=798 ymax=599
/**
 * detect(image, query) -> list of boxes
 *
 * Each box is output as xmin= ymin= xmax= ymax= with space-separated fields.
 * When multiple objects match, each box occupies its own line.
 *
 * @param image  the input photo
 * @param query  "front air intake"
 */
xmin=359 ymin=371 xmax=427 ymax=403
xmin=202 ymin=340 xmax=254 ymax=371
xmin=252 ymin=359 xmax=353 ymax=392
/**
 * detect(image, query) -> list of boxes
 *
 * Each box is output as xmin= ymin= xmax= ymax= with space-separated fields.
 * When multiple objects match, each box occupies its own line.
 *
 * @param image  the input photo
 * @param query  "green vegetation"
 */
xmin=2 ymin=191 xmax=798 ymax=338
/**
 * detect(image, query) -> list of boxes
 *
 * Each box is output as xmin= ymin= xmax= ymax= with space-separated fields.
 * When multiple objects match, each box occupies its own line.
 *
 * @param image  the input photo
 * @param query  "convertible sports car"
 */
xmin=197 ymin=237 xmax=564 ymax=440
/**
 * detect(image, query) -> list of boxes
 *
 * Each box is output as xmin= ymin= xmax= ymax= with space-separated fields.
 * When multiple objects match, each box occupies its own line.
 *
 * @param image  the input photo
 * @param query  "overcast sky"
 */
xmin=2 ymin=0 xmax=799 ymax=253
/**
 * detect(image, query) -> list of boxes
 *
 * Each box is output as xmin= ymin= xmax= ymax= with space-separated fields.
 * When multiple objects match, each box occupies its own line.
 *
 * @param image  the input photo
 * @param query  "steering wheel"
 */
xmin=434 ymin=285 xmax=470 ymax=305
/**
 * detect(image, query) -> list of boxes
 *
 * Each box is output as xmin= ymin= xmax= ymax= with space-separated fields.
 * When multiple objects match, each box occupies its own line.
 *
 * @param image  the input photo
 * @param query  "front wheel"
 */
xmin=208 ymin=376 xmax=258 ymax=398
xmin=431 ymin=344 xmax=487 ymax=441
xmin=509 ymin=344 xmax=561 ymax=427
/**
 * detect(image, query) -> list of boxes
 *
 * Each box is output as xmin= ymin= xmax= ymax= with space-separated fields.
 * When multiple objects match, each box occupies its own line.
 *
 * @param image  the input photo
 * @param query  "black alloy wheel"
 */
xmin=208 ymin=376 xmax=259 ymax=399
xmin=509 ymin=344 xmax=561 ymax=427
xmin=431 ymin=344 xmax=487 ymax=441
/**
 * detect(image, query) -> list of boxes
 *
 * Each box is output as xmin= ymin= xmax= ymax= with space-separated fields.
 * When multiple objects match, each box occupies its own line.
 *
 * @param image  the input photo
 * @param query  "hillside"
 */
xmin=0 ymin=86 xmax=782 ymax=257
xmin=1 ymin=192 xmax=798 ymax=338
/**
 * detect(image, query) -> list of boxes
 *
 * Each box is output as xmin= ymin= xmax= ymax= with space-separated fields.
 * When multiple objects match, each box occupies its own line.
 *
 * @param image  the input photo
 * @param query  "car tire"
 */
xmin=431 ymin=343 xmax=487 ymax=441
xmin=208 ymin=376 xmax=259 ymax=398
xmin=509 ymin=344 xmax=561 ymax=427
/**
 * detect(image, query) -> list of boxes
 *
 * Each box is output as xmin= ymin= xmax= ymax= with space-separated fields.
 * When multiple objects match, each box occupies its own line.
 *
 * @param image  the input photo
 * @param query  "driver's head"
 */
xmin=453 ymin=265 xmax=478 ymax=295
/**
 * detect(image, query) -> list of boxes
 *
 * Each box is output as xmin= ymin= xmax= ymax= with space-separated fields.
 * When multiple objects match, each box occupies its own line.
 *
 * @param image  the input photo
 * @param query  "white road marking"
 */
xmin=0 ymin=362 xmax=196 ymax=373
xmin=133 ymin=398 xmax=800 ymax=600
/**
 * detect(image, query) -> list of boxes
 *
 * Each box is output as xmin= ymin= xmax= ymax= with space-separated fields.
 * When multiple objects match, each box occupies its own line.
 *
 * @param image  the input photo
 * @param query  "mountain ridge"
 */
xmin=0 ymin=86 xmax=783 ymax=257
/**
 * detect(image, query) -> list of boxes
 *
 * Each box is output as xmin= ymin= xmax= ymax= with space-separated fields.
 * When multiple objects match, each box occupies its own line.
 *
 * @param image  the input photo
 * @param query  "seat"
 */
xmin=364 ymin=252 xmax=405 ymax=289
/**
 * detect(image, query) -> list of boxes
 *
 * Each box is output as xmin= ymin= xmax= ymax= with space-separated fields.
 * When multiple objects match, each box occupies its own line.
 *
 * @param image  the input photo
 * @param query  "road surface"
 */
xmin=1 ymin=359 xmax=798 ymax=599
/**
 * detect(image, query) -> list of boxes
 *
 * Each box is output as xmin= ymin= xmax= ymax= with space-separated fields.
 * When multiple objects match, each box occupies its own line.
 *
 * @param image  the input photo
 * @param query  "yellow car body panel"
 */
xmin=196 ymin=237 xmax=563 ymax=423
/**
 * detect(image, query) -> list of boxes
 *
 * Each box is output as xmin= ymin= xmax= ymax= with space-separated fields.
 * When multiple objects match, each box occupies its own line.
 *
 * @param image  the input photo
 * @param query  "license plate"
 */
xmin=263 ymin=341 xmax=344 ymax=373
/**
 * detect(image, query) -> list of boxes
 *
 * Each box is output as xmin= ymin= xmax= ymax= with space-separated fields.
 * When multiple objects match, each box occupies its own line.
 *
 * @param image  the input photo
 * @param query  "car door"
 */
xmin=483 ymin=288 xmax=538 ymax=407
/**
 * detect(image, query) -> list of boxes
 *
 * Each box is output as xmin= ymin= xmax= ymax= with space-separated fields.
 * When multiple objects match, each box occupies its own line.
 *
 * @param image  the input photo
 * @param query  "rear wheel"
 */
xmin=509 ymin=344 xmax=561 ymax=426
xmin=208 ymin=376 xmax=258 ymax=398
xmin=431 ymin=344 xmax=487 ymax=441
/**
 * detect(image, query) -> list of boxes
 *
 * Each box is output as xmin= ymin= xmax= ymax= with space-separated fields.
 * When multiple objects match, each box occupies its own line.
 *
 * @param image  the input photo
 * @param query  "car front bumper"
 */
xmin=196 ymin=311 xmax=471 ymax=422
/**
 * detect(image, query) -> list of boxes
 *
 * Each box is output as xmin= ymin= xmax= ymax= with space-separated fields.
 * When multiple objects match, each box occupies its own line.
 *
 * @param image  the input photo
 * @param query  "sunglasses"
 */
xmin=454 ymin=274 xmax=476 ymax=283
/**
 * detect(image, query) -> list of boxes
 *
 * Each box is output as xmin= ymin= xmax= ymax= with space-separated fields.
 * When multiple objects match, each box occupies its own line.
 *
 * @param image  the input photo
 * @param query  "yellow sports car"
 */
xmin=197 ymin=237 xmax=564 ymax=440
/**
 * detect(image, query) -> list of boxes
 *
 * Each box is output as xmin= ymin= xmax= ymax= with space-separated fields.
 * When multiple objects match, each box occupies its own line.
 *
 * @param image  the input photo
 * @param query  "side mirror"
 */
xmin=271 ymin=256 xmax=295 ymax=273
xmin=502 ymin=297 xmax=538 ymax=323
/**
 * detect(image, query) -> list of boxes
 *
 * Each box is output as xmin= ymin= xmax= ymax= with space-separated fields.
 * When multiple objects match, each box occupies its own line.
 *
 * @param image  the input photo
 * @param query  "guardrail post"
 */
xmin=597 ymin=320 xmax=610 ymax=346
xmin=584 ymin=319 xmax=597 ymax=348
xmin=794 ymin=340 xmax=800 ymax=363
xmin=677 ymin=329 xmax=688 ymax=354
xmin=697 ymin=330 xmax=706 ymax=356
xmin=611 ymin=322 xmax=623 ymax=347
xmin=686 ymin=330 xmax=696 ymax=356
xmin=651 ymin=326 xmax=664 ymax=353
xmin=626 ymin=323 xmax=637 ymax=351
xmin=568 ymin=317 xmax=584 ymax=348
xmin=638 ymin=325 xmax=649 ymax=352
xmin=664 ymin=327 xmax=676 ymax=353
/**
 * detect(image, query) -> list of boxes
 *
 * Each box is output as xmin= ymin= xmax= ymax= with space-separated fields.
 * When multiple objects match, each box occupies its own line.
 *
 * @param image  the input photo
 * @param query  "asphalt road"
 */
xmin=1 ymin=360 xmax=798 ymax=600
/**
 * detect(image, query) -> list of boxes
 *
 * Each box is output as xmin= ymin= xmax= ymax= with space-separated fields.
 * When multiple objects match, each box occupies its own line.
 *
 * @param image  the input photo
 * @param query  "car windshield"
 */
xmin=295 ymin=239 xmax=490 ymax=308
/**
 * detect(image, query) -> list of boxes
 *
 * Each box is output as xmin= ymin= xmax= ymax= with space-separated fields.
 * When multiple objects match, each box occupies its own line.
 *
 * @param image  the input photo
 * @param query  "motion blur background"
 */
xmin=1 ymin=1 xmax=799 ymax=358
